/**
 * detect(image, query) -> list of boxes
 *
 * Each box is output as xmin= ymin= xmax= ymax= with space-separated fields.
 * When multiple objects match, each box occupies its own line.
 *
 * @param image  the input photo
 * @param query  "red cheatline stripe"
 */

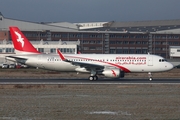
xmin=61 ymin=55 xmax=131 ymax=73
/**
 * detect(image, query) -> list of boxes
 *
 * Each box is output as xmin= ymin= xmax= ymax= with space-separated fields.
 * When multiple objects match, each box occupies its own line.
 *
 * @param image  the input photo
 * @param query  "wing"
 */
xmin=57 ymin=49 xmax=105 ymax=72
xmin=6 ymin=56 xmax=27 ymax=64
xmin=72 ymin=61 xmax=104 ymax=71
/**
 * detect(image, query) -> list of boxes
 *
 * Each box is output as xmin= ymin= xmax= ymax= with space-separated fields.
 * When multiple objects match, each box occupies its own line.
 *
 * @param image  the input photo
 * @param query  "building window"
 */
xmin=136 ymin=41 xmax=141 ymax=44
xmin=89 ymin=41 xmax=96 ymax=44
xmin=142 ymin=41 xmax=148 ymax=44
xmin=96 ymin=41 xmax=102 ymax=44
xmin=162 ymin=42 xmax=167 ymax=45
xmin=110 ymin=49 xmax=116 ymax=54
xmin=69 ymin=34 xmax=81 ymax=38
xmin=116 ymin=41 xmax=123 ymax=44
xmin=129 ymin=49 xmax=135 ymax=54
xmin=38 ymin=48 xmax=44 ymax=52
xmin=122 ymin=35 xmax=129 ymax=38
xmin=174 ymin=35 xmax=179 ymax=39
xmin=83 ymin=47 xmax=89 ymax=50
xmin=129 ymin=41 xmax=135 ymax=44
xmin=50 ymin=48 xmax=56 ymax=53
xmin=66 ymin=48 xmax=69 ymax=53
xmin=123 ymin=49 xmax=129 ymax=54
xmin=123 ymin=41 xmax=129 ymax=44
xmin=5 ymin=48 xmax=14 ymax=53
xmin=110 ymin=34 xmax=116 ymax=38
xmin=116 ymin=49 xmax=123 ymax=53
xmin=142 ymin=49 xmax=148 ymax=54
xmin=53 ymin=34 xmax=61 ymax=38
xmin=155 ymin=47 xmax=161 ymax=50
xmin=89 ymin=47 xmax=96 ymax=50
xmin=63 ymin=48 xmax=66 ymax=52
xmin=173 ymin=42 xmax=179 ymax=45
xmin=96 ymin=47 xmax=102 ymax=50
xmin=136 ymin=49 xmax=142 ymax=54
xmin=61 ymin=34 xmax=68 ymax=38
xmin=110 ymin=41 xmax=116 ymax=44
xmin=82 ymin=41 xmax=89 ymax=44
xmin=155 ymin=41 xmax=161 ymax=45
xmin=70 ymin=48 xmax=75 ymax=53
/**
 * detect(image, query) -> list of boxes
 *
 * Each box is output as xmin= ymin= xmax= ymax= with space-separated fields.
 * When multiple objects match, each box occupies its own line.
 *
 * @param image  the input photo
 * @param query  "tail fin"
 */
xmin=9 ymin=26 xmax=40 ymax=54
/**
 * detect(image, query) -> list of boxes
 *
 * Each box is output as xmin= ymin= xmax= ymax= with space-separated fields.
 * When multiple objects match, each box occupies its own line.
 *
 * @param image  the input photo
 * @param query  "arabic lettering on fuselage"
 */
xmin=115 ymin=56 xmax=146 ymax=65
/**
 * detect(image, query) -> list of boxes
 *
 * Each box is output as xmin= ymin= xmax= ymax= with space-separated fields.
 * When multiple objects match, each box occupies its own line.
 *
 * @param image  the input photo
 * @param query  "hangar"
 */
xmin=1 ymin=12 xmax=180 ymax=59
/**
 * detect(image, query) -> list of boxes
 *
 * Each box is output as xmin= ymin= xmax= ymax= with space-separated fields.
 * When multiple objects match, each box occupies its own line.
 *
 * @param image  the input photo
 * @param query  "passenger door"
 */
xmin=148 ymin=55 xmax=153 ymax=66
xmin=37 ymin=55 xmax=44 ymax=68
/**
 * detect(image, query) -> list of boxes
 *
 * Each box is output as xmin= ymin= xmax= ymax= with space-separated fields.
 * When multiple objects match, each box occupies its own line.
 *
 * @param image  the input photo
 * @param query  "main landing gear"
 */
xmin=148 ymin=72 xmax=153 ymax=81
xmin=89 ymin=75 xmax=98 ymax=81
xmin=89 ymin=70 xmax=98 ymax=81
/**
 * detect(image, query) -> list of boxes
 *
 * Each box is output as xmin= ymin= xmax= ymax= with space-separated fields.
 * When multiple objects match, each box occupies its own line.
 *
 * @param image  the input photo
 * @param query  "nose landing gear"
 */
xmin=148 ymin=72 xmax=153 ymax=81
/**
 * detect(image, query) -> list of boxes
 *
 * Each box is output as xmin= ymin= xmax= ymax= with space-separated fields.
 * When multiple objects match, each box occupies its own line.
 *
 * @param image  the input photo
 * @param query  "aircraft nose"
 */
xmin=166 ymin=62 xmax=174 ymax=70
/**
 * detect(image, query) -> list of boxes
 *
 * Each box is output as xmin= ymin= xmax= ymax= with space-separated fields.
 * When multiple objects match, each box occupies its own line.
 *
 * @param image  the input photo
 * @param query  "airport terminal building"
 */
xmin=1 ymin=12 xmax=180 ymax=59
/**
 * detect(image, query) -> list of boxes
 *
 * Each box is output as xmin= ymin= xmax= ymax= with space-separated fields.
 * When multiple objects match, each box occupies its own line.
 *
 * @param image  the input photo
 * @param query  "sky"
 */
xmin=0 ymin=0 xmax=180 ymax=23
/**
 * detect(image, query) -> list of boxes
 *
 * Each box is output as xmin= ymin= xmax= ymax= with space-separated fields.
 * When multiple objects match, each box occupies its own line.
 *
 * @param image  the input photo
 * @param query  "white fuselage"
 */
xmin=8 ymin=26 xmax=174 ymax=80
xmin=7 ymin=53 xmax=173 ymax=73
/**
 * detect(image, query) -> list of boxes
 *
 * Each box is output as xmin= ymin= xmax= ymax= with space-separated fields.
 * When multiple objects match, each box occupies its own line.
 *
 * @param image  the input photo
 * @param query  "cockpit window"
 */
xmin=159 ymin=59 xmax=167 ymax=62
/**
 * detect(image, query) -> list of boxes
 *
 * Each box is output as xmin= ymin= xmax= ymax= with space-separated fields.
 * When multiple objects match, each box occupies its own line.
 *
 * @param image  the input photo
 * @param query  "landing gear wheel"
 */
xmin=94 ymin=76 xmax=98 ymax=81
xmin=89 ymin=76 xmax=94 ymax=81
xmin=89 ymin=76 xmax=98 ymax=81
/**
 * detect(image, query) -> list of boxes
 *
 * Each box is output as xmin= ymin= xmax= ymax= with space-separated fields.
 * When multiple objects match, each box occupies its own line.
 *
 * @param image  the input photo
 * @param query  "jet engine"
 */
xmin=101 ymin=68 xmax=125 ymax=78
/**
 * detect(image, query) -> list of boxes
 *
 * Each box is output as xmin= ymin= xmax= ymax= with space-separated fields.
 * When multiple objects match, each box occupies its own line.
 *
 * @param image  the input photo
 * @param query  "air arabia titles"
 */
xmin=115 ymin=56 xmax=146 ymax=65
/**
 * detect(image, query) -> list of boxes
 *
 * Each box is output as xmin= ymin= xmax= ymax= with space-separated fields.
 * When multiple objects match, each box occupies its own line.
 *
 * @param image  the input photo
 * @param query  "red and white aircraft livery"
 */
xmin=6 ymin=26 xmax=173 ymax=81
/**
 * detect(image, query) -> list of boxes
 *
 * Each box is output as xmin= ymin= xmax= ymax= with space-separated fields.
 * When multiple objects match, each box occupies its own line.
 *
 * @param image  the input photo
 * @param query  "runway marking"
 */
xmin=0 ymin=82 xmax=180 ymax=85
xmin=85 ymin=110 xmax=131 ymax=116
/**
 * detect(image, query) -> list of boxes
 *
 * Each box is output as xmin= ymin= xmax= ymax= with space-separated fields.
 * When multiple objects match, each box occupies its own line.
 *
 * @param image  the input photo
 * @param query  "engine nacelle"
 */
xmin=75 ymin=67 xmax=89 ymax=73
xmin=101 ymin=68 xmax=125 ymax=78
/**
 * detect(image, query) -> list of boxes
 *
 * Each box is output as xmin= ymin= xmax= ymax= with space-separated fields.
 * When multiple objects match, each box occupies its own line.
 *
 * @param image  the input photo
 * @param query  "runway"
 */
xmin=0 ymin=77 xmax=180 ymax=119
xmin=0 ymin=78 xmax=180 ymax=84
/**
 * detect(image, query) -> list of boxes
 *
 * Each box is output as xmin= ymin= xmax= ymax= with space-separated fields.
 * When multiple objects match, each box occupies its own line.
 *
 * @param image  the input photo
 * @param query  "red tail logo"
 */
xmin=14 ymin=31 xmax=24 ymax=47
xmin=9 ymin=26 xmax=40 ymax=54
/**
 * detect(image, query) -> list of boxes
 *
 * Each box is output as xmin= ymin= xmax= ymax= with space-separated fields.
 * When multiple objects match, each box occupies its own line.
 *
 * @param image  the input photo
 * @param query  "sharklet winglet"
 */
xmin=57 ymin=49 xmax=68 ymax=61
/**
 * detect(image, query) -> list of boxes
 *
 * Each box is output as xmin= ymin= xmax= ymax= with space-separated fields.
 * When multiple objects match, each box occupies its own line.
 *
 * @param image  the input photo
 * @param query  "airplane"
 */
xmin=5 ymin=26 xmax=174 ymax=81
